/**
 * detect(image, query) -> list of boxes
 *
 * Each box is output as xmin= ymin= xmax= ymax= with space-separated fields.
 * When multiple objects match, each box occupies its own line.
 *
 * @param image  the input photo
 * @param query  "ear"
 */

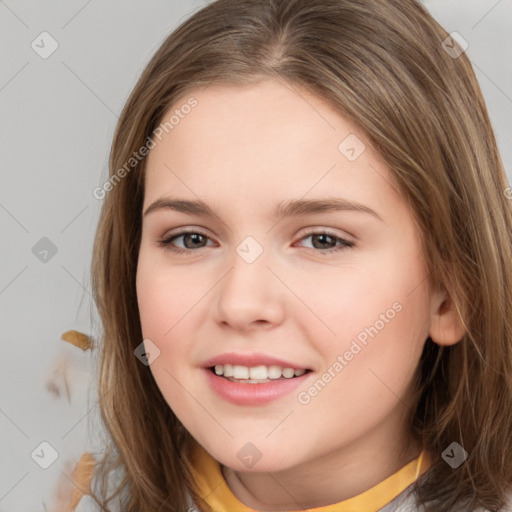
xmin=428 ymin=287 xmax=466 ymax=346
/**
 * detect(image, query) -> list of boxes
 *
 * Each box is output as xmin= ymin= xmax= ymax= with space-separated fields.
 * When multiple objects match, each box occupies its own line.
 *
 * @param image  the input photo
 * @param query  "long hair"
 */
xmin=90 ymin=0 xmax=512 ymax=510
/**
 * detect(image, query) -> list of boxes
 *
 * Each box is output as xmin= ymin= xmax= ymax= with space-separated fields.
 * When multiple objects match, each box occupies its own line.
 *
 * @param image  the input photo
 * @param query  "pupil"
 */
xmin=314 ymin=234 xmax=334 ymax=249
xmin=185 ymin=233 xmax=204 ymax=248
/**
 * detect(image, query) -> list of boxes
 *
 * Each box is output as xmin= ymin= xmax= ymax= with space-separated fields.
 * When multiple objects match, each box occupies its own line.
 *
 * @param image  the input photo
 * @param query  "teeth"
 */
xmin=249 ymin=365 xmax=267 ymax=379
xmin=282 ymin=368 xmax=295 ymax=378
xmin=268 ymin=365 xmax=282 ymax=379
xmin=212 ymin=364 xmax=308 ymax=380
xmin=233 ymin=365 xmax=249 ymax=379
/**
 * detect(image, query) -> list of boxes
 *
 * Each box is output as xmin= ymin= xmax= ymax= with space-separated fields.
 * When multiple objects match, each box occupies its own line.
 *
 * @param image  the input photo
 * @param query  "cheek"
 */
xmin=301 ymin=254 xmax=429 ymax=348
xmin=136 ymin=252 xmax=204 ymax=339
xmin=302 ymin=249 xmax=430 ymax=396
xmin=136 ymin=260 xmax=199 ymax=409
xmin=136 ymin=260 xmax=193 ymax=395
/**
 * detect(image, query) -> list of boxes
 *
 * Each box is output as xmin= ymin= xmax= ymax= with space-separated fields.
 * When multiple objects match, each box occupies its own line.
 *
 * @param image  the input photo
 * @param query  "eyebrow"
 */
xmin=143 ymin=197 xmax=383 ymax=222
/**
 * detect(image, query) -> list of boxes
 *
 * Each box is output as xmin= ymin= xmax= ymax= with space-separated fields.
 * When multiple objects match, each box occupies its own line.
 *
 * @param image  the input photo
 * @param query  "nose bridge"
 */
xmin=215 ymin=236 xmax=284 ymax=328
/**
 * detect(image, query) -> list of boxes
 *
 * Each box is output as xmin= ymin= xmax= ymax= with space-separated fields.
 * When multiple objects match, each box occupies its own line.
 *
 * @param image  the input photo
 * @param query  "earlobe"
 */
xmin=428 ymin=289 xmax=466 ymax=346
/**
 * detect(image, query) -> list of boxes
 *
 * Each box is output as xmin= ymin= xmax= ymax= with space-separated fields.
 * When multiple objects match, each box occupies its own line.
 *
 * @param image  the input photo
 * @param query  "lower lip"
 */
xmin=204 ymin=368 xmax=310 ymax=406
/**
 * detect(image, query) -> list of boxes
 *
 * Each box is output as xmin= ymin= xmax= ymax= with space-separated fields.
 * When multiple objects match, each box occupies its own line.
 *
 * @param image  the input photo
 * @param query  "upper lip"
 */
xmin=202 ymin=352 xmax=310 ymax=370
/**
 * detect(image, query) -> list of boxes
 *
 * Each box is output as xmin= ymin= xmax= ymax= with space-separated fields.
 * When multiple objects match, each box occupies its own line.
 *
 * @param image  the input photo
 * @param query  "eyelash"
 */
xmin=158 ymin=229 xmax=355 ymax=255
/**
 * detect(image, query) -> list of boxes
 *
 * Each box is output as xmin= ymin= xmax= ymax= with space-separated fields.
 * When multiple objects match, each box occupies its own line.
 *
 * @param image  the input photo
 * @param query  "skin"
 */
xmin=136 ymin=79 xmax=465 ymax=509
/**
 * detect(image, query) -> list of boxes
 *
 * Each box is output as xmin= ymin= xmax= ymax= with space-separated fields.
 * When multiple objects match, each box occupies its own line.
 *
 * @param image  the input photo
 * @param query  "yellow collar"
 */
xmin=190 ymin=444 xmax=431 ymax=512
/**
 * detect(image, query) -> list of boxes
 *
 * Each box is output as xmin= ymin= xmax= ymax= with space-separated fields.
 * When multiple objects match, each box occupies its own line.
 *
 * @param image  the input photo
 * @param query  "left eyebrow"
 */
xmin=272 ymin=198 xmax=383 ymax=222
xmin=143 ymin=197 xmax=383 ymax=222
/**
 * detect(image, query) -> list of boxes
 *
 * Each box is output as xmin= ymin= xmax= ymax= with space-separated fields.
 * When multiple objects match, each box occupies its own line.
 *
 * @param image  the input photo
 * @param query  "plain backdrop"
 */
xmin=1 ymin=1 xmax=511 ymax=510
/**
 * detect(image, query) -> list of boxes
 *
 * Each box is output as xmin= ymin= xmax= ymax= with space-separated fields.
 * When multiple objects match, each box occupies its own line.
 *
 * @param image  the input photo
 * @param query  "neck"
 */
xmin=221 ymin=409 xmax=423 ymax=510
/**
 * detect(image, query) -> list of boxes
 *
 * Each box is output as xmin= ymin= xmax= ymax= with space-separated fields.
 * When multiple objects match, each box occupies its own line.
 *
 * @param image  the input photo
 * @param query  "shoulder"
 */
xmin=380 ymin=486 xmax=512 ymax=512
xmin=498 ymin=491 xmax=512 ymax=512
xmin=72 ymin=458 xmax=127 ymax=512
xmin=74 ymin=494 xmax=103 ymax=512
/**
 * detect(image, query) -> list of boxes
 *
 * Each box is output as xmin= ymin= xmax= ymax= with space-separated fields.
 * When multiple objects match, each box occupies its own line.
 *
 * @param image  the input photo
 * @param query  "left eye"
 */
xmin=295 ymin=231 xmax=355 ymax=253
xmin=158 ymin=230 xmax=354 ymax=255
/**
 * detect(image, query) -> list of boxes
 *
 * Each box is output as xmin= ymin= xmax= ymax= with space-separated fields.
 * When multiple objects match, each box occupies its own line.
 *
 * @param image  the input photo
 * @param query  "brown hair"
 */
xmin=90 ymin=0 xmax=512 ymax=510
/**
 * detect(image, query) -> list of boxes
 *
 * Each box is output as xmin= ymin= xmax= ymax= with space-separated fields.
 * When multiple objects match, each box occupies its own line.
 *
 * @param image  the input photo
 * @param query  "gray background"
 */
xmin=0 ymin=1 xmax=510 ymax=510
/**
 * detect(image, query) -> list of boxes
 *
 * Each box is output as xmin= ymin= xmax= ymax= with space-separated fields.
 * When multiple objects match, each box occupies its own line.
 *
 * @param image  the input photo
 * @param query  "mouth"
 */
xmin=209 ymin=364 xmax=312 ymax=384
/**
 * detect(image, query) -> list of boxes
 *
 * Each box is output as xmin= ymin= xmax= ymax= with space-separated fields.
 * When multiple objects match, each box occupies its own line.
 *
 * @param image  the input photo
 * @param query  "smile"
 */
xmin=204 ymin=366 xmax=312 ymax=406
xmin=212 ymin=364 xmax=308 ymax=383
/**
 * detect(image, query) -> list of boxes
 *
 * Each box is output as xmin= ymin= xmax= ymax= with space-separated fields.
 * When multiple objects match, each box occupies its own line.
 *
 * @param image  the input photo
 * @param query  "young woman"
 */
xmin=78 ymin=0 xmax=512 ymax=510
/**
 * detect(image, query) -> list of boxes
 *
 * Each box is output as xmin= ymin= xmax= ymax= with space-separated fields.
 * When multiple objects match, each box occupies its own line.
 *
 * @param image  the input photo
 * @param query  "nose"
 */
xmin=214 ymin=247 xmax=286 ymax=332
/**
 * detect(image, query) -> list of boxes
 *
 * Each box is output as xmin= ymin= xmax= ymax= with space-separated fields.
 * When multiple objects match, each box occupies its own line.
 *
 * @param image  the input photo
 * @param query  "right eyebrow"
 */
xmin=143 ymin=198 xmax=223 ymax=221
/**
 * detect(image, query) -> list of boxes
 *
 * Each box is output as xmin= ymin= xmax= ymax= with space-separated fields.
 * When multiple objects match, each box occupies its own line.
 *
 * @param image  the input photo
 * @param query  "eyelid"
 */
xmin=158 ymin=226 xmax=355 ymax=255
xmin=294 ymin=229 xmax=355 ymax=253
xmin=159 ymin=228 xmax=215 ymax=251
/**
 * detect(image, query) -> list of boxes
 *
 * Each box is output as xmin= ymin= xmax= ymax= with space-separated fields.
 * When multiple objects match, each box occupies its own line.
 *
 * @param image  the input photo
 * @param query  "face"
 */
xmin=136 ymin=79 xmax=435 ymax=474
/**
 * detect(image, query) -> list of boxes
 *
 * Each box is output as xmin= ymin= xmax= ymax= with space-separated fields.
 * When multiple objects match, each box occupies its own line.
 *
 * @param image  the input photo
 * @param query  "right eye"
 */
xmin=158 ymin=230 xmax=215 ymax=254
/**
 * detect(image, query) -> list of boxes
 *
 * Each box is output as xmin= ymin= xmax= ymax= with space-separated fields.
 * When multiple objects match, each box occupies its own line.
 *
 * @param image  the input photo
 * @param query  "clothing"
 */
xmin=74 ymin=445 xmax=512 ymax=512
xmin=188 ymin=443 xmax=430 ymax=512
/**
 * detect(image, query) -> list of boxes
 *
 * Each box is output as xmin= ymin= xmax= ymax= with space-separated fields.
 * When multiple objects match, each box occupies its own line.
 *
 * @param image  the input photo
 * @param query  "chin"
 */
xmin=204 ymin=441 xmax=304 ymax=474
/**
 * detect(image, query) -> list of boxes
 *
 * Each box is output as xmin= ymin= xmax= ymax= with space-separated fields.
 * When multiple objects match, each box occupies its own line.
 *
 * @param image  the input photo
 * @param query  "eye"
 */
xmin=158 ymin=230 xmax=214 ymax=254
xmin=295 ymin=230 xmax=354 ymax=254
xmin=158 ymin=229 xmax=355 ymax=255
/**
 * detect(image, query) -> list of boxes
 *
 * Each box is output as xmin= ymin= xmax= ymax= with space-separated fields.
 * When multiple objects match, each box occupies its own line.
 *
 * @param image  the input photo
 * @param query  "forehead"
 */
xmin=163 ymin=80 xmax=345 ymax=154
xmin=142 ymin=79 xmax=404 ymax=222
